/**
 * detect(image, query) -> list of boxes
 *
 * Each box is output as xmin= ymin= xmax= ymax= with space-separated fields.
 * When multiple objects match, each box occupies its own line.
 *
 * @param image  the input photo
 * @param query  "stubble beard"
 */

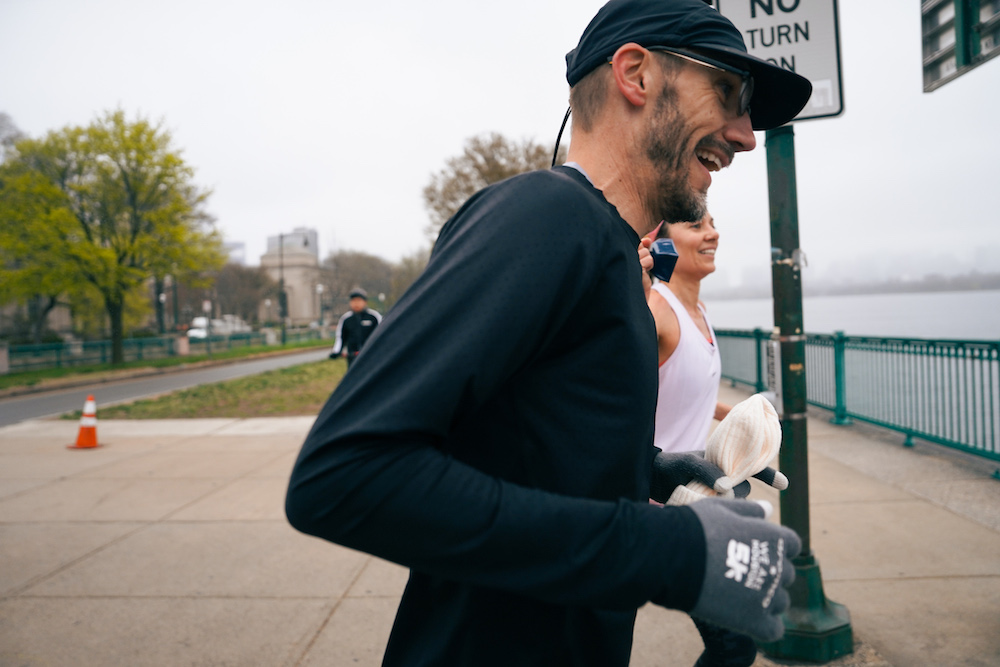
xmin=643 ymin=86 xmax=707 ymax=224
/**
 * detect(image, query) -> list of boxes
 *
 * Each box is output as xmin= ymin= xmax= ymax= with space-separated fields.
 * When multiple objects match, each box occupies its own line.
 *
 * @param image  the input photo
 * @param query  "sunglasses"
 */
xmin=648 ymin=47 xmax=754 ymax=117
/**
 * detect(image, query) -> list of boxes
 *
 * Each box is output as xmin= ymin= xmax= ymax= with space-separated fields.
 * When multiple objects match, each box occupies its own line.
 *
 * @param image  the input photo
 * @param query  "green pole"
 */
xmin=757 ymin=125 xmax=853 ymax=662
xmin=754 ymin=328 xmax=767 ymax=394
xmin=279 ymin=234 xmax=288 ymax=346
xmin=831 ymin=331 xmax=853 ymax=425
xmin=172 ymin=278 xmax=179 ymax=332
xmin=953 ymin=0 xmax=979 ymax=68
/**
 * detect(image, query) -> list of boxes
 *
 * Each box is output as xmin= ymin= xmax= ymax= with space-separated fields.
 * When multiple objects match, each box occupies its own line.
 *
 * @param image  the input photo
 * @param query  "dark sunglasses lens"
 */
xmin=740 ymin=77 xmax=754 ymax=116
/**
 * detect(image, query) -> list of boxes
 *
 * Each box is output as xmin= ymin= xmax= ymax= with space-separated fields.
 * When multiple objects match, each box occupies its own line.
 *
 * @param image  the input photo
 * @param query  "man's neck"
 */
xmin=567 ymin=142 xmax=658 ymax=239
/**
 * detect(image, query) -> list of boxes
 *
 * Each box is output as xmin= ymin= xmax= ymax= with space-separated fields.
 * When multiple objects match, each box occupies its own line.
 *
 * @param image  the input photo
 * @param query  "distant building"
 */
xmin=266 ymin=228 xmax=318 ymax=258
xmin=224 ymin=242 xmax=247 ymax=266
xmin=260 ymin=228 xmax=322 ymax=326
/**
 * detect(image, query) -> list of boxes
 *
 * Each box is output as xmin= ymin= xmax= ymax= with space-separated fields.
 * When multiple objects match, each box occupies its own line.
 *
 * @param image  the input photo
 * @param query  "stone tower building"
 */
xmin=260 ymin=228 xmax=321 ymax=326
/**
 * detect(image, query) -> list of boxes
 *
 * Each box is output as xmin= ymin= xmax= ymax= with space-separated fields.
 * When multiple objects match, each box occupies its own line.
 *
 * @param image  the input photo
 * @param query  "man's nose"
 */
xmin=725 ymin=112 xmax=757 ymax=153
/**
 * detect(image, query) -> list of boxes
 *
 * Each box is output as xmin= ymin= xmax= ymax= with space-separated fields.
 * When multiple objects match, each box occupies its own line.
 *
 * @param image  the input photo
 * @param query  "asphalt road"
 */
xmin=0 ymin=348 xmax=332 ymax=428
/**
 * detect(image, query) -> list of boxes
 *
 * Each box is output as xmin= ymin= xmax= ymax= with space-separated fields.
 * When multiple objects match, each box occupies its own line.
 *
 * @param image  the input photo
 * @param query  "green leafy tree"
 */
xmin=0 ymin=113 xmax=70 ymax=343
xmin=0 ymin=161 xmax=94 ymax=342
xmin=69 ymin=280 xmax=152 ymax=340
xmin=422 ymin=132 xmax=565 ymax=241
xmin=0 ymin=110 xmax=225 ymax=362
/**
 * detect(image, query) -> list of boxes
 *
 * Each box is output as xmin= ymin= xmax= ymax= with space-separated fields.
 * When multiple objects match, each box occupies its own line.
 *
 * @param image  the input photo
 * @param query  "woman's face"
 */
xmin=665 ymin=214 xmax=720 ymax=280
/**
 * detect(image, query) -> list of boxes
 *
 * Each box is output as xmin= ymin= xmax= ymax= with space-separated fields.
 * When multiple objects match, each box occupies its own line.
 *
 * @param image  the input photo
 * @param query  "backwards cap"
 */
xmin=565 ymin=0 xmax=812 ymax=130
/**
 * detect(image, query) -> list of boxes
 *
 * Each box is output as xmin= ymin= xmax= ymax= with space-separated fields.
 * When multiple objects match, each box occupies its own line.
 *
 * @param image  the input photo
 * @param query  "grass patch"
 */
xmin=64 ymin=357 xmax=347 ymax=419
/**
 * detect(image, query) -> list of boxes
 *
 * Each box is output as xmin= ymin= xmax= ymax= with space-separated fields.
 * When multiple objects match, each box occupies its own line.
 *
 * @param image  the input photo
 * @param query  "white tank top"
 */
xmin=651 ymin=282 xmax=721 ymax=453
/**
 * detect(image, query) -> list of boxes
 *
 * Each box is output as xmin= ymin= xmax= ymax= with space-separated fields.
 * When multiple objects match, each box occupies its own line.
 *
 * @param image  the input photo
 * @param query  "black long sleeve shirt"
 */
xmin=286 ymin=166 xmax=706 ymax=666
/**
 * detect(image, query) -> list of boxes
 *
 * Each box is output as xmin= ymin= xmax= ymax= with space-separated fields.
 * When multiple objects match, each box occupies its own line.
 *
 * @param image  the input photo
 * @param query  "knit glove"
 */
xmin=649 ymin=451 xmax=788 ymax=504
xmin=687 ymin=498 xmax=801 ymax=642
xmin=650 ymin=451 xmax=735 ymax=503
xmin=667 ymin=395 xmax=786 ymax=506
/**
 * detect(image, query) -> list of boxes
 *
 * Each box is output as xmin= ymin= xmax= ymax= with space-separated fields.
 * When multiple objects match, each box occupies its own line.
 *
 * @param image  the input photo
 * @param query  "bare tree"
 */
xmin=0 ymin=112 xmax=24 ymax=163
xmin=423 ymin=132 xmax=565 ymax=242
xmin=321 ymin=250 xmax=394 ymax=314
xmin=387 ymin=246 xmax=431 ymax=310
xmin=213 ymin=263 xmax=277 ymax=325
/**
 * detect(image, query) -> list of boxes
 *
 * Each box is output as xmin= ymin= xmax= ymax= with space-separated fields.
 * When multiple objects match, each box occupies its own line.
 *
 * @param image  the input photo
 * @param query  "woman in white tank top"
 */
xmin=645 ymin=213 xmax=732 ymax=453
xmin=643 ymin=213 xmax=759 ymax=667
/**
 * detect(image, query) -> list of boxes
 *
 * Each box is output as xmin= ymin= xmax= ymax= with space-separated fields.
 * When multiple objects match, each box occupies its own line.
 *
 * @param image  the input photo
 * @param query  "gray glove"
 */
xmin=686 ymin=498 xmax=801 ymax=643
xmin=749 ymin=466 xmax=789 ymax=492
xmin=650 ymin=450 xmax=789 ymax=503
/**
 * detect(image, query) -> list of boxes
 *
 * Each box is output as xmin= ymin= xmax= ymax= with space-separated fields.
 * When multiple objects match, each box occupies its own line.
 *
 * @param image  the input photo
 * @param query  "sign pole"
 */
xmin=758 ymin=125 xmax=853 ymax=662
xmin=709 ymin=2 xmax=851 ymax=658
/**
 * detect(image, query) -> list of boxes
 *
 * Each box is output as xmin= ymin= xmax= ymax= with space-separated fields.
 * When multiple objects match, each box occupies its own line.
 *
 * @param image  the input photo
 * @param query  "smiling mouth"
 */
xmin=699 ymin=249 xmax=716 ymax=255
xmin=696 ymin=150 xmax=723 ymax=172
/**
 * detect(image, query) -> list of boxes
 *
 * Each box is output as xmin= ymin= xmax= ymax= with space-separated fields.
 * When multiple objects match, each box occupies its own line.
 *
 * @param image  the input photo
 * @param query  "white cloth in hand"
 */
xmin=667 ymin=394 xmax=781 ymax=506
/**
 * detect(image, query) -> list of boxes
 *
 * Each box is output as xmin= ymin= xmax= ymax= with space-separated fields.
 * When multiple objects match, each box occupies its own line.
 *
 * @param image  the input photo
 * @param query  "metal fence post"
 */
xmin=754 ymin=327 xmax=767 ymax=393
xmin=830 ymin=331 xmax=852 ymax=425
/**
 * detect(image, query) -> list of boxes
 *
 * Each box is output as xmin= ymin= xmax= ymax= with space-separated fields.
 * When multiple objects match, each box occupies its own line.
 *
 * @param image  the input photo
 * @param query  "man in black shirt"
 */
xmin=329 ymin=288 xmax=381 ymax=368
xmin=287 ymin=1 xmax=813 ymax=664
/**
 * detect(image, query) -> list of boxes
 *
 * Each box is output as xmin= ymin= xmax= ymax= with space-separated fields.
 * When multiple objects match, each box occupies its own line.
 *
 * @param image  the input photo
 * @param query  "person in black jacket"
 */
xmin=287 ymin=1 xmax=813 ymax=664
xmin=329 ymin=288 xmax=381 ymax=368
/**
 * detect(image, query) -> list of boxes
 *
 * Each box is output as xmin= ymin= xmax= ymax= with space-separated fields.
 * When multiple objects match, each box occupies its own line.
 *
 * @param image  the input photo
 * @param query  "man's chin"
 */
xmin=659 ymin=195 xmax=706 ymax=225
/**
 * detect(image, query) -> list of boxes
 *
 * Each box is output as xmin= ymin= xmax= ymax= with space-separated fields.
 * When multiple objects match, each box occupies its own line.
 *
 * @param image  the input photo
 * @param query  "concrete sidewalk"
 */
xmin=1 ymin=384 xmax=998 ymax=666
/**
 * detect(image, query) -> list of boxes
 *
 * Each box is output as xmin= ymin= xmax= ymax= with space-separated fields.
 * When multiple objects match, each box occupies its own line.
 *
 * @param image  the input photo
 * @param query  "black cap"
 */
xmin=349 ymin=288 xmax=368 ymax=300
xmin=565 ymin=0 xmax=812 ymax=130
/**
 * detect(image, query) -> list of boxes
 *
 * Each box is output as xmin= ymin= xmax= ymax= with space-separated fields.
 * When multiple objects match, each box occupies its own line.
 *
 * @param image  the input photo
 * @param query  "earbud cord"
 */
xmin=550 ymin=106 xmax=572 ymax=168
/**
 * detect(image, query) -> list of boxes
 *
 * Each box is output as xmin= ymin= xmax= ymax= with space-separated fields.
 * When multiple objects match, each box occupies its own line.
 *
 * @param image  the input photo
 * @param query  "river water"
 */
xmin=705 ymin=289 xmax=1000 ymax=341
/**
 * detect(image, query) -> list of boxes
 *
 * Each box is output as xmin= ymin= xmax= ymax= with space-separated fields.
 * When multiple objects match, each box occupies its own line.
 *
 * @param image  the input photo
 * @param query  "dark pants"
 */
xmin=692 ymin=617 xmax=757 ymax=667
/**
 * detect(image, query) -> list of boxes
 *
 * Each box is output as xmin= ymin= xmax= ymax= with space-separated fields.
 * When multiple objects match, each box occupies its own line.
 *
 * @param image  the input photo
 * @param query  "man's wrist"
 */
xmin=644 ymin=504 xmax=706 ymax=612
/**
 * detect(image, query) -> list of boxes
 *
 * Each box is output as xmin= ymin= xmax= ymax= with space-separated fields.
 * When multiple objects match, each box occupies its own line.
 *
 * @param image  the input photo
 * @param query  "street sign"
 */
xmin=715 ymin=0 xmax=844 ymax=123
xmin=922 ymin=0 xmax=1000 ymax=92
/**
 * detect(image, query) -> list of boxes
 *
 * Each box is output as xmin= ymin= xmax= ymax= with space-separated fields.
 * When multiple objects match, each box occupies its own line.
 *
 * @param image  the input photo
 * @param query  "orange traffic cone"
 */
xmin=68 ymin=394 xmax=99 ymax=449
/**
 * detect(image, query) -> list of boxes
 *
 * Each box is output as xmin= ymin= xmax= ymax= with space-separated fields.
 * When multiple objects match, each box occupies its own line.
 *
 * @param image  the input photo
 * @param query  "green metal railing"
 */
xmin=184 ymin=332 xmax=268 ymax=358
xmin=7 ymin=329 xmax=322 ymax=373
xmin=9 ymin=337 xmax=183 ymax=371
xmin=717 ymin=329 xmax=1000 ymax=463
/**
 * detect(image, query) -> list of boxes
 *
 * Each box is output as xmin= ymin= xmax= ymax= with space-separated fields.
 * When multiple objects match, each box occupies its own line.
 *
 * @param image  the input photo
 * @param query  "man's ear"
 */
xmin=610 ymin=43 xmax=655 ymax=107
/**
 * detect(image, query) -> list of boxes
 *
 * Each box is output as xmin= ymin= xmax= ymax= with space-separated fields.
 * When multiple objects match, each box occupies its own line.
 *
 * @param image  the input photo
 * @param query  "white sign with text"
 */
xmin=716 ymin=0 xmax=844 ymax=122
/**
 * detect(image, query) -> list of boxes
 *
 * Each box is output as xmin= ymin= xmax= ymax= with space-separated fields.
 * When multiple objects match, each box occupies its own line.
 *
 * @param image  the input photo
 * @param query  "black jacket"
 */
xmin=331 ymin=308 xmax=381 ymax=357
xmin=286 ymin=167 xmax=705 ymax=666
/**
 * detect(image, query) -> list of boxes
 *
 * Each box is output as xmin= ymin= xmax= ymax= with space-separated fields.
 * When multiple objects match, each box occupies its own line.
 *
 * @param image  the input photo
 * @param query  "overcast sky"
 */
xmin=2 ymin=0 xmax=997 ymax=289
